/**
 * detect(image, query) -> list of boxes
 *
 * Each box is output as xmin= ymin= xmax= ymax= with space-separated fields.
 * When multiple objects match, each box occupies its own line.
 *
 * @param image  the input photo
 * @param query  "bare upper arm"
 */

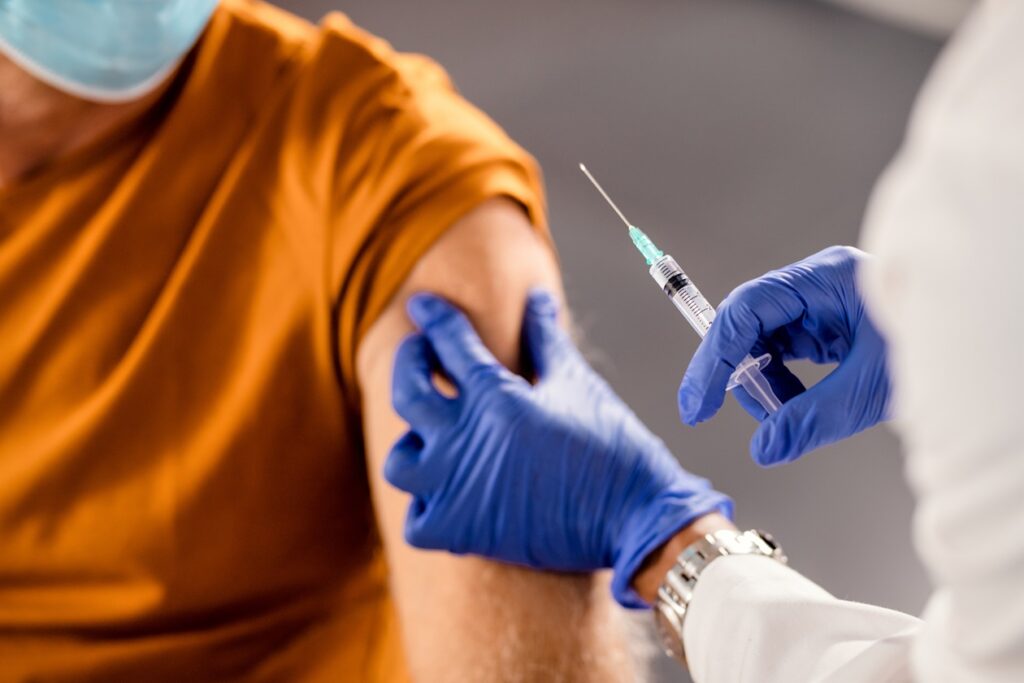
xmin=356 ymin=198 xmax=638 ymax=681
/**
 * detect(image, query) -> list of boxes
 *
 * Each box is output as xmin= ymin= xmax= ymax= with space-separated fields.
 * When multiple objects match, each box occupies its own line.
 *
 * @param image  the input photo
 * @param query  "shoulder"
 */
xmin=192 ymin=0 xmax=443 ymax=112
xmin=216 ymin=0 xmax=314 ymax=46
xmin=293 ymin=11 xmax=472 ymax=142
xmin=176 ymin=0 xmax=313 ymax=116
xmin=193 ymin=0 xmax=483 ymax=128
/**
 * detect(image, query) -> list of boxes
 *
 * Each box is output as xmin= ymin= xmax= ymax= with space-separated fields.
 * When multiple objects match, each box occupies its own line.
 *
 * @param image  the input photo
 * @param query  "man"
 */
xmin=0 ymin=1 xmax=636 ymax=680
xmin=383 ymin=1 xmax=1024 ymax=681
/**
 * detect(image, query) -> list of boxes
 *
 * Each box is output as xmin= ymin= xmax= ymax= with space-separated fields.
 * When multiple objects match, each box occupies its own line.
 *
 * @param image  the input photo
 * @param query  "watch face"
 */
xmin=654 ymin=606 xmax=687 ymax=663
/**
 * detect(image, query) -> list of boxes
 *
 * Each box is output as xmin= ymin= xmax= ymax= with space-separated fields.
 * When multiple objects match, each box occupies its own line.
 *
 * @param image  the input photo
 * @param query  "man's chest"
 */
xmin=0 ymin=197 xmax=359 ymax=606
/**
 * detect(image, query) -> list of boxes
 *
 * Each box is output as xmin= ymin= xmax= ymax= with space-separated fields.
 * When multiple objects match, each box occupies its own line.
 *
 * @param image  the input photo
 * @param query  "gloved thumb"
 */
xmin=522 ymin=288 xmax=566 ymax=379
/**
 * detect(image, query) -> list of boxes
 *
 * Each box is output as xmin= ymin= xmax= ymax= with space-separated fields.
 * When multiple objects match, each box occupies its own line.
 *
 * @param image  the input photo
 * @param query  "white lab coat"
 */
xmin=682 ymin=2 xmax=1024 ymax=681
xmin=825 ymin=0 xmax=971 ymax=36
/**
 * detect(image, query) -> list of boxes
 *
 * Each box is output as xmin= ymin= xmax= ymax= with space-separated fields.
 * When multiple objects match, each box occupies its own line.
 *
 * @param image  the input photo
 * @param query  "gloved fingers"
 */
xmin=678 ymin=274 xmax=809 ymax=425
xmin=777 ymin=318 xmax=853 ymax=365
xmin=522 ymin=288 xmax=571 ymax=380
xmin=750 ymin=351 xmax=869 ymax=467
xmin=392 ymin=333 xmax=456 ymax=428
xmin=383 ymin=431 xmax=441 ymax=496
xmin=407 ymin=293 xmax=502 ymax=389
xmin=678 ymin=359 xmax=734 ymax=426
xmin=762 ymin=322 xmax=845 ymax=365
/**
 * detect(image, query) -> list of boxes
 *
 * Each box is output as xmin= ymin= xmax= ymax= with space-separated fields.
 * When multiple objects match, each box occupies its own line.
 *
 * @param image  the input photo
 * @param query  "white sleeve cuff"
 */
xmin=682 ymin=555 xmax=920 ymax=683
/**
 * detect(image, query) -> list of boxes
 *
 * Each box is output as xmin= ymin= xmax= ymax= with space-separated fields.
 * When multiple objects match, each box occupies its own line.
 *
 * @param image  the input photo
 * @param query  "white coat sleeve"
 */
xmin=823 ymin=0 xmax=972 ymax=37
xmin=681 ymin=3 xmax=1024 ymax=681
xmin=683 ymin=556 xmax=921 ymax=682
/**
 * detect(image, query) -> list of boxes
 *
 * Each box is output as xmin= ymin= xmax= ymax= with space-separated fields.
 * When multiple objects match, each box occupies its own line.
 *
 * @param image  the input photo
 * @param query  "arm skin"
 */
xmin=356 ymin=199 xmax=639 ymax=682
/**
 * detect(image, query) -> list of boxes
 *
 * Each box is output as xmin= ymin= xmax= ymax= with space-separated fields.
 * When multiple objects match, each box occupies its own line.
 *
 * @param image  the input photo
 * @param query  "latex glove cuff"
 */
xmin=612 ymin=490 xmax=734 ymax=608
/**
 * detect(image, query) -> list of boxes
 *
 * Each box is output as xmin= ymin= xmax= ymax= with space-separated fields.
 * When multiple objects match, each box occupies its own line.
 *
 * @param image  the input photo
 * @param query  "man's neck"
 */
xmin=0 ymin=55 xmax=159 ymax=189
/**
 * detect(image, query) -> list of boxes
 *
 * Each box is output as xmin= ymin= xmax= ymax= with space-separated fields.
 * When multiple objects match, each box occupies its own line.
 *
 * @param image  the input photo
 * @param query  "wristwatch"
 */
xmin=653 ymin=529 xmax=786 ymax=666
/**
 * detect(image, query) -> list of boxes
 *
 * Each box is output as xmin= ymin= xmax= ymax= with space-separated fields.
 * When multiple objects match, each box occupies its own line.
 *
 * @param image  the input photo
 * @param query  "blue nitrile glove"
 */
xmin=385 ymin=289 xmax=732 ymax=608
xmin=678 ymin=246 xmax=891 ymax=467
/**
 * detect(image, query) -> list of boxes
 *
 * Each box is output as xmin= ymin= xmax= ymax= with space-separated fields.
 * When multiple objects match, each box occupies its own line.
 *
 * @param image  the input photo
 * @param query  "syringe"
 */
xmin=580 ymin=164 xmax=782 ymax=415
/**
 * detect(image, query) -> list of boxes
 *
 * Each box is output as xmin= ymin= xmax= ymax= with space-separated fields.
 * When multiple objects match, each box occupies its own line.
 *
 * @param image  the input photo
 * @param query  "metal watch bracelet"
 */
xmin=653 ymin=529 xmax=787 ymax=667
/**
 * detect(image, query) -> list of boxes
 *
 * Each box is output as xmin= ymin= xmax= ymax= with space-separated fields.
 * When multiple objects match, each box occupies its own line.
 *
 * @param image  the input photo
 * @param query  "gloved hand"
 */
xmin=385 ymin=289 xmax=732 ymax=608
xmin=678 ymin=246 xmax=891 ymax=466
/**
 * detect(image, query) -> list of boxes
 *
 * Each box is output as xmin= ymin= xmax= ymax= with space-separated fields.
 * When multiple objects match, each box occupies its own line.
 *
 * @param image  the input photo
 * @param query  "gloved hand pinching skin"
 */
xmin=385 ymin=289 xmax=732 ymax=608
xmin=678 ymin=246 xmax=891 ymax=467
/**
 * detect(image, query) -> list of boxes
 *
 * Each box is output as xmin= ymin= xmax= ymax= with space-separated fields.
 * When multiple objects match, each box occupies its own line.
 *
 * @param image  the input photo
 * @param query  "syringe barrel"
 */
xmin=647 ymin=255 xmax=785 ymax=415
xmin=648 ymin=255 xmax=716 ymax=338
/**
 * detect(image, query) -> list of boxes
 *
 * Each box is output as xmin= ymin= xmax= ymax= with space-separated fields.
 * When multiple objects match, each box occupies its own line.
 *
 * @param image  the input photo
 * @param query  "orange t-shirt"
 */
xmin=0 ymin=1 xmax=545 ymax=680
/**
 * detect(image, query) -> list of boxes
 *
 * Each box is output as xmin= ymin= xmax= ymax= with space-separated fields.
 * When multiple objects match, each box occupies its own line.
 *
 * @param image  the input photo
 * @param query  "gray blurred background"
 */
xmin=277 ymin=0 xmax=942 ymax=679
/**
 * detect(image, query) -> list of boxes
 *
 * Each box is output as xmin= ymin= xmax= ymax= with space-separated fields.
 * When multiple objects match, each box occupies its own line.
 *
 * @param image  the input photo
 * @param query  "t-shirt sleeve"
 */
xmin=302 ymin=15 xmax=548 ymax=405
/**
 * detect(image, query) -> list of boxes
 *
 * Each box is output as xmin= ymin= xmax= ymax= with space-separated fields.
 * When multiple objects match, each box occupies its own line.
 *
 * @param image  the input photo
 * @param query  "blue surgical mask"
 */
xmin=0 ymin=0 xmax=219 ymax=103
